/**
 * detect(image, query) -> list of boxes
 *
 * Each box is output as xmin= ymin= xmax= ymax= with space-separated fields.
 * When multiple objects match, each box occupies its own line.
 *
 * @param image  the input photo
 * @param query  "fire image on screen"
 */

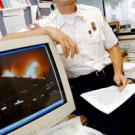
xmin=0 ymin=44 xmax=66 ymax=132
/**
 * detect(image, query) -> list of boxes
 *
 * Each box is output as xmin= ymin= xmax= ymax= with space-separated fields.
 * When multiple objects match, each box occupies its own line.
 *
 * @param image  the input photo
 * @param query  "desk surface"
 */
xmin=68 ymin=114 xmax=89 ymax=125
xmin=118 ymin=34 xmax=135 ymax=41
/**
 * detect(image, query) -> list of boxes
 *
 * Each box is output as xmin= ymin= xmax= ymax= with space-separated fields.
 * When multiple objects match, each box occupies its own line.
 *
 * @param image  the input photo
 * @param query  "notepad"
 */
xmin=81 ymin=84 xmax=135 ymax=114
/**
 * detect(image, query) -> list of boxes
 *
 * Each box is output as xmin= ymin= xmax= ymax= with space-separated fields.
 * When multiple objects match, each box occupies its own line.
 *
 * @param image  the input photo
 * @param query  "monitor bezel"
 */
xmin=0 ymin=36 xmax=75 ymax=135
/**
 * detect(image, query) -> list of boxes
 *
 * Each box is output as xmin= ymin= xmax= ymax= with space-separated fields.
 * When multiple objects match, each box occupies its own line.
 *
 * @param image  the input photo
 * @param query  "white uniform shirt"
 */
xmin=37 ymin=4 xmax=118 ymax=78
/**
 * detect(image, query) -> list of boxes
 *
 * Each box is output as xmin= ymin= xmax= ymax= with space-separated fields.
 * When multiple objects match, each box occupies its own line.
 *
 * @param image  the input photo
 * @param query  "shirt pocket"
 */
xmin=87 ymin=31 xmax=106 ymax=58
xmin=87 ymin=30 xmax=105 ymax=44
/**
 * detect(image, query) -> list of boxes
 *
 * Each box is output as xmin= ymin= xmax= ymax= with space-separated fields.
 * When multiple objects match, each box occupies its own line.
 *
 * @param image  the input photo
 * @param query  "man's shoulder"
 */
xmin=47 ymin=9 xmax=58 ymax=18
xmin=36 ymin=9 xmax=58 ymax=27
xmin=77 ymin=4 xmax=102 ymax=14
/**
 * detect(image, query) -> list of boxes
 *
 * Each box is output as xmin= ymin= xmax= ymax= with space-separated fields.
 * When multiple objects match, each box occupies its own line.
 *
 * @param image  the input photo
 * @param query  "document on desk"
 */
xmin=42 ymin=117 xmax=103 ymax=135
xmin=81 ymin=84 xmax=135 ymax=114
xmin=123 ymin=62 xmax=135 ymax=79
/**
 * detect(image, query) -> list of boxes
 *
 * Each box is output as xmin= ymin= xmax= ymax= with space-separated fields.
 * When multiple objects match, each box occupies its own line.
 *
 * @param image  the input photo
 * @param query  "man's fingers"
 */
xmin=118 ymin=78 xmax=128 ymax=92
xmin=62 ymin=46 xmax=68 ymax=58
xmin=66 ymin=37 xmax=78 ymax=57
xmin=67 ymin=37 xmax=78 ymax=54
xmin=114 ymin=75 xmax=129 ymax=92
xmin=61 ymin=37 xmax=78 ymax=58
xmin=114 ymin=78 xmax=121 ymax=86
xmin=63 ymin=38 xmax=70 ymax=58
xmin=122 ymin=78 xmax=129 ymax=88
xmin=119 ymin=85 xmax=124 ymax=92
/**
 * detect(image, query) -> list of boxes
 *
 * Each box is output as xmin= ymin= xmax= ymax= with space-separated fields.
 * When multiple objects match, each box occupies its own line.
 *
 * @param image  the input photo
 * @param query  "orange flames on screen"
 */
xmin=2 ymin=61 xmax=40 ymax=79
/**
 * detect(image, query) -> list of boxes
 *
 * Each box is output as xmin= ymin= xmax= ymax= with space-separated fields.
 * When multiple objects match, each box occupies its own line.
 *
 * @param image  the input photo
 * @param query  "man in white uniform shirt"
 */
xmin=36 ymin=1 xmax=126 ymax=85
xmin=1 ymin=0 xmax=133 ymax=135
xmin=34 ymin=1 xmax=135 ymax=135
xmin=27 ymin=1 xmax=135 ymax=135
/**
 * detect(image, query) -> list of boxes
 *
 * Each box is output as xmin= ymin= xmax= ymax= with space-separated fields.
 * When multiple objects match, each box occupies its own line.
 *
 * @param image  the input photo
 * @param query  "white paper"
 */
xmin=123 ymin=62 xmax=135 ymax=79
xmin=124 ymin=62 xmax=135 ymax=71
xmin=124 ymin=71 xmax=135 ymax=79
xmin=81 ymin=84 xmax=135 ymax=114
xmin=3 ymin=15 xmax=26 ymax=33
xmin=39 ymin=117 xmax=103 ymax=135
xmin=82 ymin=126 xmax=103 ymax=135
xmin=42 ymin=117 xmax=83 ymax=135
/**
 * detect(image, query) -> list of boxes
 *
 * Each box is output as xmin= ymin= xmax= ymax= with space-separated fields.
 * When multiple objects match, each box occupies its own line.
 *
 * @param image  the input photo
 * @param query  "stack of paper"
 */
xmin=127 ymin=50 xmax=135 ymax=62
xmin=81 ymin=84 xmax=135 ymax=114
xmin=124 ymin=62 xmax=135 ymax=79
xmin=39 ymin=117 xmax=103 ymax=135
xmin=119 ymin=39 xmax=135 ymax=62
xmin=126 ymin=41 xmax=135 ymax=62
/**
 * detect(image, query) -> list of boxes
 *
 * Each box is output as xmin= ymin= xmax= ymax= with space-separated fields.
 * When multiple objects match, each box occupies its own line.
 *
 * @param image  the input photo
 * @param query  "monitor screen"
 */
xmin=0 ymin=36 xmax=75 ymax=135
xmin=104 ymin=0 xmax=135 ymax=25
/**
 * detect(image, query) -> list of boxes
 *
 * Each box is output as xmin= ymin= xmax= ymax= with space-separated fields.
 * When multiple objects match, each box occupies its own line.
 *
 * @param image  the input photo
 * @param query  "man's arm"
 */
xmin=107 ymin=44 xmax=128 ymax=89
xmin=1 ymin=26 xmax=78 ymax=58
xmin=1 ymin=28 xmax=47 ymax=40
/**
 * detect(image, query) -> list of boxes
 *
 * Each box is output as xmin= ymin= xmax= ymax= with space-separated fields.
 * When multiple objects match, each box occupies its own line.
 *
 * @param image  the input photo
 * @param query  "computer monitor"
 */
xmin=0 ymin=36 xmax=75 ymax=135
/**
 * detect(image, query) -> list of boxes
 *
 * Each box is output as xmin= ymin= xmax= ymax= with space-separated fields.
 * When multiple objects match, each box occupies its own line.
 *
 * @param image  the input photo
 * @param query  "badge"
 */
xmin=91 ymin=22 xmax=97 ymax=31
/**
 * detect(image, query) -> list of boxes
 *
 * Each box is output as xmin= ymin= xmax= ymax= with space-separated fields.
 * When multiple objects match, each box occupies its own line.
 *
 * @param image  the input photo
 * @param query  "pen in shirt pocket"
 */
xmin=88 ymin=22 xmax=97 ymax=37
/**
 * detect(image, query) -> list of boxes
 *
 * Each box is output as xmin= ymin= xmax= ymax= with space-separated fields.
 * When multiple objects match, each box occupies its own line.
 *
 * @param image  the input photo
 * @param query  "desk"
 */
xmin=118 ymin=33 xmax=135 ymax=41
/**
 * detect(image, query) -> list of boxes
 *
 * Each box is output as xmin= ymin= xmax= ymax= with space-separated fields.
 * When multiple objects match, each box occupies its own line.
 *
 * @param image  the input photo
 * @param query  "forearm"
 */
xmin=1 ymin=27 xmax=49 ymax=41
xmin=107 ymin=44 xmax=123 ymax=75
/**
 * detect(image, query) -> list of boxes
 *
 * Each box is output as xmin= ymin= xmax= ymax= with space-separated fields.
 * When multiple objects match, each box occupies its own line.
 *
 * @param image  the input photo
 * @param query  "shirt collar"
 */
xmin=76 ymin=4 xmax=84 ymax=18
xmin=56 ymin=4 xmax=85 ymax=28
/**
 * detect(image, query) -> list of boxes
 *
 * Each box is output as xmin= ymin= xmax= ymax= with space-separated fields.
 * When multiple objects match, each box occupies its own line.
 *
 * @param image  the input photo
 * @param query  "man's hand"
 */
xmin=113 ymin=74 xmax=128 ymax=91
xmin=45 ymin=26 xmax=78 ymax=58
xmin=27 ymin=23 xmax=41 ymax=30
xmin=27 ymin=25 xmax=78 ymax=58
